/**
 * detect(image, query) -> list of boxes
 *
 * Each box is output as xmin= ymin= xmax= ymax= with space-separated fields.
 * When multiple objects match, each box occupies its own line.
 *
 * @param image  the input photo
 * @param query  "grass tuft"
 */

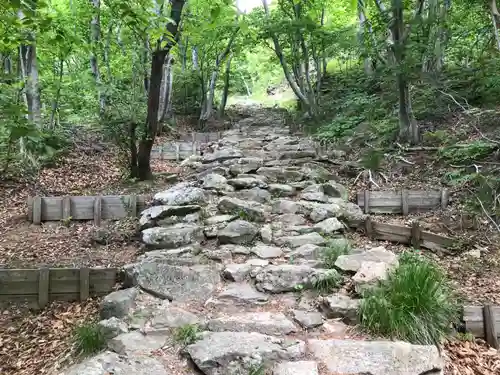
xmin=312 ymin=269 xmax=342 ymax=293
xmin=172 ymin=324 xmax=200 ymax=346
xmin=359 ymin=250 xmax=460 ymax=345
xmin=73 ymin=322 xmax=106 ymax=356
xmin=321 ymin=239 xmax=351 ymax=268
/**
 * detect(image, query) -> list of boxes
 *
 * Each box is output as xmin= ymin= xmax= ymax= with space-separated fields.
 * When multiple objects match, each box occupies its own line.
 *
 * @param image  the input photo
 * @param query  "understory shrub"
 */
xmin=73 ymin=322 xmax=106 ymax=356
xmin=359 ymin=251 xmax=460 ymax=345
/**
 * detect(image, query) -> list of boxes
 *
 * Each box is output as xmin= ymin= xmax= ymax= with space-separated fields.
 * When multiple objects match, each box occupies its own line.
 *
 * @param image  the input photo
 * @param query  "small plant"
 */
xmin=173 ymin=324 xmax=200 ymax=346
xmin=312 ymin=270 xmax=341 ymax=293
xmin=359 ymin=251 xmax=460 ymax=345
xmin=293 ymin=283 xmax=304 ymax=292
xmin=238 ymin=209 xmax=252 ymax=221
xmin=73 ymin=322 xmax=106 ymax=356
xmin=248 ymin=363 xmax=266 ymax=375
xmin=321 ymin=239 xmax=351 ymax=268
xmin=61 ymin=216 xmax=73 ymax=227
xmin=455 ymin=332 xmax=475 ymax=342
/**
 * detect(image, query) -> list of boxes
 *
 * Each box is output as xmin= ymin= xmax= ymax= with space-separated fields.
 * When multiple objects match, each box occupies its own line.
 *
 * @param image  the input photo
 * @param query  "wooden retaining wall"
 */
xmin=463 ymin=305 xmax=499 ymax=348
xmin=361 ymin=218 xmax=456 ymax=253
xmin=152 ymin=131 xmax=223 ymax=161
xmin=27 ymin=195 xmax=148 ymax=225
xmin=0 ymin=267 xmax=118 ymax=308
xmin=357 ymin=189 xmax=450 ymax=215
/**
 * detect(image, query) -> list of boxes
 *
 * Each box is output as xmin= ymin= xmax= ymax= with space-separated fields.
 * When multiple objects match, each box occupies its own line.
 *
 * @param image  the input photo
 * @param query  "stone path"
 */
xmin=60 ymin=108 xmax=444 ymax=375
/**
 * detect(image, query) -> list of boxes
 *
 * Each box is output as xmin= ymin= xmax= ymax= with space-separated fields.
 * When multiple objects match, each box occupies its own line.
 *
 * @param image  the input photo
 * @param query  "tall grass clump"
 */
xmin=321 ymin=238 xmax=351 ymax=269
xmin=73 ymin=322 xmax=106 ymax=356
xmin=359 ymin=251 xmax=460 ymax=345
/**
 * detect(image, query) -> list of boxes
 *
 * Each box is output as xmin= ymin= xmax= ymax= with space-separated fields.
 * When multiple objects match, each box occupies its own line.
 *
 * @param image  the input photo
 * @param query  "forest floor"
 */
xmin=0 ymin=108 xmax=499 ymax=375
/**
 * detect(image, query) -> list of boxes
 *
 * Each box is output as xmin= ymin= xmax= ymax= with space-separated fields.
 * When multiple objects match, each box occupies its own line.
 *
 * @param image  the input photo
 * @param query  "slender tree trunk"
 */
xmin=491 ymin=0 xmax=500 ymax=50
xmin=49 ymin=58 xmax=64 ymax=129
xmin=159 ymin=54 xmax=174 ymax=123
xmin=89 ymin=0 xmax=105 ymax=115
xmin=218 ymin=53 xmax=233 ymax=118
xmin=392 ymin=0 xmax=418 ymax=144
xmin=133 ymin=0 xmax=186 ymax=180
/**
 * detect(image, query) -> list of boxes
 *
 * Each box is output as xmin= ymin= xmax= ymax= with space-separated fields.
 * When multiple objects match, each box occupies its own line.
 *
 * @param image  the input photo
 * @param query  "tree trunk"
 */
xmin=18 ymin=7 xmax=41 ymax=126
xmin=49 ymin=57 xmax=64 ymax=129
xmin=392 ymin=0 xmax=418 ymax=144
xmin=132 ymin=0 xmax=186 ymax=180
xmin=192 ymin=46 xmax=199 ymax=70
xmin=89 ymin=0 xmax=105 ymax=115
xmin=218 ymin=53 xmax=233 ymax=118
xmin=159 ymin=54 xmax=174 ymax=123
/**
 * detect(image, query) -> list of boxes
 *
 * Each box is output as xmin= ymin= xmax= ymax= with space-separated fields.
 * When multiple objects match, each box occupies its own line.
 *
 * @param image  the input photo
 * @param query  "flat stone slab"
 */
xmin=125 ymin=263 xmax=221 ymax=302
xmin=207 ymin=282 xmax=269 ymax=306
xmin=273 ymin=361 xmax=319 ymax=375
xmin=308 ymin=339 xmax=443 ymax=375
xmin=108 ymin=330 xmax=167 ymax=355
xmin=186 ymin=331 xmax=305 ymax=375
xmin=59 ymin=351 xmax=168 ymax=375
xmin=207 ymin=312 xmax=297 ymax=336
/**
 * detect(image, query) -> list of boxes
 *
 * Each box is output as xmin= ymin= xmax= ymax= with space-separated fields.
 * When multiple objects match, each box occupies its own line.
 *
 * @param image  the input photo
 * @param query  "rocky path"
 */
xmin=60 ymin=109 xmax=444 ymax=375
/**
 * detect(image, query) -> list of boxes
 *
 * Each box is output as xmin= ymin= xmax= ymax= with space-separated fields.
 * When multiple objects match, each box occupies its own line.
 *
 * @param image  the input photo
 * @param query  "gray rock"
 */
xmin=269 ymin=184 xmax=296 ymax=197
xmin=125 ymin=263 xmax=221 ymax=302
xmin=219 ymin=244 xmax=251 ymax=255
xmin=154 ymin=185 xmax=206 ymax=206
xmin=254 ymin=265 xmax=331 ymax=293
xmin=300 ymin=163 xmax=338 ymax=182
xmin=135 ymin=245 xmax=202 ymax=266
xmin=308 ymin=339 xmax=443 ymax=375
xmin=139 ymin=205 xmax=201 ymax=229
xmin=108 ymin=330 xmax=167 ymax=355
xmin=207 ymin=312 xmax=297 ymax=335
xmin=142 ymin=224 xmax=204 ymax=249
xmin=222 ymin=263 xmax=252 ymax=282
xmin=300 ymin=184 xmax=328 ymax=203
xmin=287 ymin=244 xmax=322 ymax=260
xmin=186 ymin=331 xmax=305 ymax=375
xmin=205 ymin=214 xmax=236 ymax=225
xmin=217 ymin=197 xmax=267 ymax=222
xmin=274 ymin=232 xmax=326 ymax=249
xmin=322 ymin=181 xmax=348 ymax=200
xmin=278 ymin=214 xmax=307 ymax=227
xmin=272 ymin=199 xmax=303 ymax=215
xmin=227 ymin=177 xmax=268 ymax=189
xmin=150 ymin=302 xmax=200 ymax=330
xmin=319 ymin=294 xmax=361 ymax=324
xmin=100 ymin=288 xmax=138 ymax=320
xmin=227 ymin=157 xmax=264 ymax=175
xmin=313 ymin=217 xmax=344 ymax=234
xmin=202 ymin=248 xmax=233 ymax=262
xmin=292 ymin=310 xmax=323 ymax=329
xmin=209 ymin=282 xmax=269 ymax=306
xmin=273 ymin=361 xmax=319 ymax=375
xmin=59 ymin=351 xmax=168 ymax=375
xmin=233 ymin=187 xmax=271 ymax=203
xmin=257 ymin=166 xmax=304 ymax=183
xmin=335 ymin=246 xmax=398 ymax=272
xmin=202 ymin=173 xmax=232 ymax=191
xmin=279 ymin=150 xmax=316 ymax=160
xmin=98 ymin=317 xmax=129 ymax=339
xmin=352 ymin=261 xmax=393 ymax=293
xmin=218 ymin=219 xmax=258 ymax=245
xmin=251 ymin=243 xmax=284 ymax=259
xmin=202 ymin=148 xmax=243 ymax=163
xmin=261 ymin=224 xmax=273 ymax=244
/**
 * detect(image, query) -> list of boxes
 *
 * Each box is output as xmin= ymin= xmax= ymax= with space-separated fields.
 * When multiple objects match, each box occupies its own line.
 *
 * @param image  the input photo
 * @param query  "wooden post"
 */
xmin=364 ymin=217 xmax=374 ymax=238
xmin=129 ymin=194 xmax=138 ymax=217
xmin=79 ymin=268 xmax=90 ymax=301
xmin=159 ymin=144 xmax=164 ymax=161
xmin=401 ymin=190 xmax=409 ymax=216
xmin=62 ymin=196 xmax=71 ymax=221
xmin=363 ymin=190 xmax=370 ymax=214
xmin=441 ymin=188 xmax=450 ymax=210
xmin=38 ymin=268 xmax=50 ymax=308
xmin=175 ymin=143 xmax=180 ymax=162
xmin=31 ymin=196 xmax=42 ymax=225
xmin=93 ymin=197 xmax=102 ymax=226
xmin=410 ymin=221 xmax=421 ymax=249
xmin=483 ymin=305 xmax=499 ymax=349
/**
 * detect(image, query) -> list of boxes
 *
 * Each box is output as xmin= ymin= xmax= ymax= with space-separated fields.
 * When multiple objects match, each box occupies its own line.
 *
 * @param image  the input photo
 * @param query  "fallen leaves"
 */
xmin=0 ymin=299 xmax=99 ymax=375
xmin=445 ymin=339 xmax=500 ymax=375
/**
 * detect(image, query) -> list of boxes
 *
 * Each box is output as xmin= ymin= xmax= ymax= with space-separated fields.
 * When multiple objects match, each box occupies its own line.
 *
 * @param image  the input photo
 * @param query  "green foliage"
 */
xmin=73 ymin=322 xmax=106 ymax=356
xmin=439 ymin=141 xmax=497 ymax=164
xmin=359 ymin=250 xmax=460 ymax=345
xmin=173 ymin=324 xmax=200 ymax=346
xmin=312 ymin=269 xmax=342 ymax=293
xmin=321 ymin=239 xmax=351 ymax=268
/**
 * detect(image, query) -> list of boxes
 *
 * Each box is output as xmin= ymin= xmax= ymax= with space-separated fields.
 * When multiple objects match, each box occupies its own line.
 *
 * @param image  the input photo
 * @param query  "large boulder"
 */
xmin=154 ymin=184 xmax=206 ymax=206
xmin=141 ymin=224 xmax=204 ymax=249
xmin=217 ymin=197 xmax=268 ymax=222
xmin=218 ymin=220 xmax=259 ymax=245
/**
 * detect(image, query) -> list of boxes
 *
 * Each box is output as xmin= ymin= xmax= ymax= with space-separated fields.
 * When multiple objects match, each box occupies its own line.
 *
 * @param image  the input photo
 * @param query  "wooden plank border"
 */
xmin=27 ymin=195 xmax=148 ymax=225
xmin=463 ymin=305 xmax=500 ymax=345
xmin=357 ymin=189 xmax=450 ymax=215
xmin=361 ymin=218 xmax=456 ymax=252
xmin=0 ymin=267 xmax=118 ymax=308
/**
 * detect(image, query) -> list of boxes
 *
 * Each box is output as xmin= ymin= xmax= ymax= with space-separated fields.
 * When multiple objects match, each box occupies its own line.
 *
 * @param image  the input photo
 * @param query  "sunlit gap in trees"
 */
xmin=236 ymin=0 xmax=271 ymax=14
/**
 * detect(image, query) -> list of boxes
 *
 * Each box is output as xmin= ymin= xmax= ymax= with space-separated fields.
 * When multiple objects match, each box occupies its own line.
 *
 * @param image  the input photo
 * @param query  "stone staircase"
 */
xmin=59 ymin=108 xmax=444 ymax=375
